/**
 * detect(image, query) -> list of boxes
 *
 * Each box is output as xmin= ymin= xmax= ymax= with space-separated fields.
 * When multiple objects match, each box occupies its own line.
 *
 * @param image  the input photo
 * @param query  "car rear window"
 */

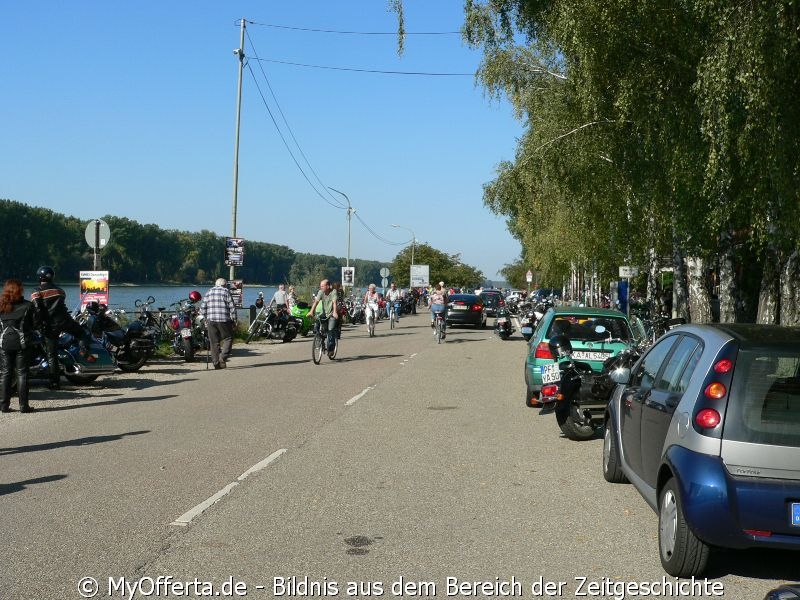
xmin=724 ymin=349 xmax=800 ymax=448
xmin=546 ymin=316 xmax=632 ymax=342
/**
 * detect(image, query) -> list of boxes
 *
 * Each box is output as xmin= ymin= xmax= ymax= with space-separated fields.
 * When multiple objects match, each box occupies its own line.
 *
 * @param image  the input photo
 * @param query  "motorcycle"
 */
xmin=347 ymin=299 xmax=366 ymax=325
xmin=290 ymin=302 xmax=313 ymax=336
xmin=27 ymin=328 xmax=117 ymax=385
xmin=170 ymin=294 xmax=207 ymax=361
xmin=494 ymin=306 xmax=514 ymax=340
xmin=79 ymin=302 xmax=157 ymax=372
xmin=246 ymin=304 xmax=299 ymax=343
xmin=540 ymin=325 xmax=642 ymax=441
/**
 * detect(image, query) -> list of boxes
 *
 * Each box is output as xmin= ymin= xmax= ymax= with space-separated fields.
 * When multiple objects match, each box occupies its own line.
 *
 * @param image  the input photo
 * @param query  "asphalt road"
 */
xmin=0 ymin=312 xmax=795 ymax=599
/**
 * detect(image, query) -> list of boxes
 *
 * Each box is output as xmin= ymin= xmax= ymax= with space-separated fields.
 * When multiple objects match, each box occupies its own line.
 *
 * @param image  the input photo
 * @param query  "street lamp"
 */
xmin=328 ymin=187 xmax=353 ymax=281
xmin=391 ymin=224 xmax=415 ymax=266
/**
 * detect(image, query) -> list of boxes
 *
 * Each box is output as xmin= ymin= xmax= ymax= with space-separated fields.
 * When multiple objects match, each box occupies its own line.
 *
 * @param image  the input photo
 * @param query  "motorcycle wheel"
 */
xmin=182 ymin=337 xmax=195 ymax=362
xmin=556 ymin=404 xmax=597 ymax=440
xmin=64 ymin=373 xmax=100 ymax=384
xmin=245 ymin=320 xmax=262 ymax=344
xmin=117 ymin=348 xmax=150 ymax=373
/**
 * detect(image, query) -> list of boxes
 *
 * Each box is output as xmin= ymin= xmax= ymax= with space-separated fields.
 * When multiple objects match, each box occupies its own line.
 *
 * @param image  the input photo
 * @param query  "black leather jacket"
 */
xmin=30 ymin=282 xmax=73 ymax=328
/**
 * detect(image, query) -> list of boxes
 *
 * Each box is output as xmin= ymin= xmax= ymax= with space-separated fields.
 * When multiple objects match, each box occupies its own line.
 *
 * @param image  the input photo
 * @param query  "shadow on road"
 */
xmin=0 ymin=474 xmax=68 ymax=497
xmin=0 ymin=430 xmax=149 ymax=456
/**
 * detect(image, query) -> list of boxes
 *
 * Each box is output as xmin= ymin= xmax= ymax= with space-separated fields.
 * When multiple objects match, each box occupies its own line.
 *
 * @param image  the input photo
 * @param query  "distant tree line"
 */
xmin=0 ymin=199 xmax=387 ymax=287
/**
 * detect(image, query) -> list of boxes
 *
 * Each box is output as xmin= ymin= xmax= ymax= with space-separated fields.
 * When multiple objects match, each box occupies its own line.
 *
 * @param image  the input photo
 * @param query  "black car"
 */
xmin=479 ymin=289 xmax=505 ymax=317
xmin=445 ymin=294 xmax=487 ymax=328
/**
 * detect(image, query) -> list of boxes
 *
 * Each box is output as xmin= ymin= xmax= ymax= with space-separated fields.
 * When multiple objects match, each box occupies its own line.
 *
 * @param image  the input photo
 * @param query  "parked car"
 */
xmin=479 ymin=289 xmax=505 ymax=317
xmin=603 ymin=323 xmax=800 ymax=577
xmin=445 ymin=294 xmax=487 ymax=328
xmin=523 ymin=306 xmax=637 ymax=407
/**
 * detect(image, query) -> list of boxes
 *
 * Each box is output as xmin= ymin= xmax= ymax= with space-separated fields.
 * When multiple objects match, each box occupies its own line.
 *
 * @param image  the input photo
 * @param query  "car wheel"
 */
xmin=525 ymin=383 xmax=539 ymax=408
xmin=658 ymin=478 xmax=711 ymax=577
xmin=602 ymin=420 xmax=628 ymax=483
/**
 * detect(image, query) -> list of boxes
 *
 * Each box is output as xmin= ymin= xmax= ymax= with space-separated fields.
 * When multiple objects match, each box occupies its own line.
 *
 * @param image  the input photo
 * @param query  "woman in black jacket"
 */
xmin=0 ymin=278 xmax=36 ymax=413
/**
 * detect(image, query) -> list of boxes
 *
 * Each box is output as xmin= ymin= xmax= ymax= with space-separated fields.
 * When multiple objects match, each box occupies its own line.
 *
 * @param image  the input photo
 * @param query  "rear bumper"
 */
xmin=665 ymin=446 xmax=800 ymax=550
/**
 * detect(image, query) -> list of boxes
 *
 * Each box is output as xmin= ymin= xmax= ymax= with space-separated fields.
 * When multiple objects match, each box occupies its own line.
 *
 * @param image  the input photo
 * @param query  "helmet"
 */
xmin=37 ymin=266 xmax=55 ymax=282
xmin=548 ymin=334 xmax=573 ymax=358
xmin=189 ymin=290 xmax=201 ymax=302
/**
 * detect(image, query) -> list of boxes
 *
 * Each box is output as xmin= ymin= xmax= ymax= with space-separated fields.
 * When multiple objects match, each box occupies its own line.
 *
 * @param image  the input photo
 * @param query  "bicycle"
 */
xmin=433 ymin=309 xmax=446 ymax=344
xmin=311 ymin=314 xmax=338 ymax=364
xmin=389 ymin=301 xmax=401 ymax=330
xmin=366 ymin=302 xmax=379 ymax=337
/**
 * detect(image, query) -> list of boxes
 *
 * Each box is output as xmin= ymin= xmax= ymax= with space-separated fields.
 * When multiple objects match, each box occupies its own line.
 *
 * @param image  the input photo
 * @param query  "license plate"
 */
xmin=452 ymin=305 xmax=467 ymax=311
xmin=572 ymin=351 xmax=610 ymax=361
xmin=541 ymin=362 xmax=561 ymax=384
xmin=792 ymin=502 xmax=800 ymax=527
xmin=180 ymin=328 xmax=192 ymax=338
xmin=520 ymin=326 xmax=533 ymax=335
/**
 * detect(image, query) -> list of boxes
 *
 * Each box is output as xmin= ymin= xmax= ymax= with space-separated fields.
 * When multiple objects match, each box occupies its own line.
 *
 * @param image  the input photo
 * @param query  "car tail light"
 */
xmin=695 ymin=408 xmax=721 ymax=429
xmin=499 ymin=298 xmax=505 ymax=306
xmin=471 ymin=304 xmax=483 ymax=312
xmin=535 ymin=342 xmax=553 ymax=359
xmin=704 ymin=382 xmax=727 ymax=399
xmin=714 ymin=359 xmax=733 ymax=374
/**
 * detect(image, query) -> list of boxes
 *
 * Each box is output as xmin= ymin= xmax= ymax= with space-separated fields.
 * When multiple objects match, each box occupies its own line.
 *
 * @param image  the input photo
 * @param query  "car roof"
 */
xmin=672 ymin=323 xmax=800 ymax=348
xmin=450 ymin=293 xmax=479 ymax=300
xmin=551 ymin=306 xmax=628 ymax=319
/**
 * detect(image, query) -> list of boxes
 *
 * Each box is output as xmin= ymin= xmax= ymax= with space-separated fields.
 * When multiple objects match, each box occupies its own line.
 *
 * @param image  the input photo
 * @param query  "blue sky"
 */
xmin=1 ymin=1 xmax=523 ymax=280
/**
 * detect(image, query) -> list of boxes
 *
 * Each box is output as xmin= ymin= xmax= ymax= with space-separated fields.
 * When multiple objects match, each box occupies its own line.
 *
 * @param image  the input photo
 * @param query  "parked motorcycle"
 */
xmin=290 ymin=302 xmax=313 ymax=336
xmin=540 ymin=325 xmax=642 ymax=440
xmin=79 ymin=302 xmax=156 ymax=372
xmin=494 ymin=306 xmax=514 ymax=340
xmin=27 ymin=329 xmax=117 ymax=385
xmin=246 ymin=304 xmax=298 ymax=343
xmin=170 ymin=293 xmax=207 ymax=361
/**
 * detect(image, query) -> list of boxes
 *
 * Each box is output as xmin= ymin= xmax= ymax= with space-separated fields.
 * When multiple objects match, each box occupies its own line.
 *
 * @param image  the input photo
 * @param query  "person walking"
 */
xmin=200 ymin=278 xmax=237 ymax=370
xmin=30 ymin=266 xmax=94 ymax=390
xmin=1 ymin=279 xmax=36 ymax=413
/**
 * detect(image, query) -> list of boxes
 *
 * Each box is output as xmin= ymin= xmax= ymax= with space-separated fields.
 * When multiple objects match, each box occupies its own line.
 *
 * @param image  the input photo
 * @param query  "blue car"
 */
xmin=603 ymin=323 xmax=800 ymax=577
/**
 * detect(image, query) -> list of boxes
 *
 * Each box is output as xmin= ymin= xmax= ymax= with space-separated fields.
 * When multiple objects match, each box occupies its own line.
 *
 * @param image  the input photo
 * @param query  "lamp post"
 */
xmin=391 ymin=224 xmax=415 ymax=266
xmin=328 ymin=187 xmax=353 ymax=280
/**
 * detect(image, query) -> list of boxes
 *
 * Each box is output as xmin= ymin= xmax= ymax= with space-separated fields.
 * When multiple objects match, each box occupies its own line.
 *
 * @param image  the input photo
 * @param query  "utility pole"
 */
xmin=230 ymin=18 xmax=246 ymax=281
xmin=328 ymin=187 xmax=353 ymax=287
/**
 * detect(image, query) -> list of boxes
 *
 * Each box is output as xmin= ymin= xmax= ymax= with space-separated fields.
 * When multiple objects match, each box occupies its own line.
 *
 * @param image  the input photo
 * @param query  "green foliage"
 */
xmin=389 ymin=243 xmax=484 ymax=289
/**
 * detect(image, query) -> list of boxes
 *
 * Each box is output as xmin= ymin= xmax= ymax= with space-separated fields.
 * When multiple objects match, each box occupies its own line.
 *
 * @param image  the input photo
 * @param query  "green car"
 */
xmin=524 ymin=306 xmax=643 ymax=407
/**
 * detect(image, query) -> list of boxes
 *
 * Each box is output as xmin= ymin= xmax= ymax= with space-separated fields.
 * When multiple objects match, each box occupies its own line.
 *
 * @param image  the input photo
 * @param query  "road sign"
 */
xmin=381 ymin=277 xmax=389 ymax=288
xmin=379 ymin=267 xmax=390 ymax=278
xmin=619 ymin=266 xmax=639 ymax=278
xmin=84 ymin=219 xmax=111 ymax=249
xmin=526 ymin=270 xmax=533 ymax=283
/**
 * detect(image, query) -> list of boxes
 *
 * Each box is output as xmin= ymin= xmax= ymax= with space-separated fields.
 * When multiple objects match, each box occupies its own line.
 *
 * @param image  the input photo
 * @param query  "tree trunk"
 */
xmin=780 ymin=250 xmax=800 ymax=326
xmin=647 ymin=246 xmax=659 ymax=316
xmin=687 ymin=257 xmax=712 ymax=323
xmin=757 ymin=245 xmax=780 ymax=324
xmin=673 ymin=235 xmax=690 ymax=322
xmin=717 ymin=229 xmax=739 ymax=323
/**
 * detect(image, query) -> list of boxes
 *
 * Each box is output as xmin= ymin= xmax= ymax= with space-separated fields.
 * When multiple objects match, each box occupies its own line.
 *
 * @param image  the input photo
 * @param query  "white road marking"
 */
xmin=345 ymin=386 xmax=374 ymax=406
xmin=170 ymin=448 xmax=287 ymax=526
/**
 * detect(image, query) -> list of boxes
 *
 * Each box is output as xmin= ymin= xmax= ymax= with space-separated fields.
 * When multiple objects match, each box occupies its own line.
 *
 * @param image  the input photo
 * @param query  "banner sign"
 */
xmin=342 ymin=266 xmax=355 ymax=286
xmin=225 ymin=237 xmax=245 ymax=266
xmin=229 ymin=279 xmax=244 ymax=308
xmin=79 ymin=271 xmax=110 ymax=308
xmin=410 ymin=264 xmax=430 ymax=288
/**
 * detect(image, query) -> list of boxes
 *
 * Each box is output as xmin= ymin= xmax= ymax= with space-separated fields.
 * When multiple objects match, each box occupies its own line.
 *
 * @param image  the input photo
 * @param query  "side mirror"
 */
xmin=610 ymin=367 xmax=631 ymax=384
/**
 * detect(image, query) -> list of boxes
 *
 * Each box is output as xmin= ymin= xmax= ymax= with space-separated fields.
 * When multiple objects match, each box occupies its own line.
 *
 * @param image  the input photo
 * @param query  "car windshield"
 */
xmin=724 ymin=349 xmax=800 ymax=448
xmin=546 ymin=315 xmax=632 ymax=342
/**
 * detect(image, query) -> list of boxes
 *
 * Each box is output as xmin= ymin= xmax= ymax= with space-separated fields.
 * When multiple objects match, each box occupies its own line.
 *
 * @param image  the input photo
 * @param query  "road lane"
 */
xmin=0 ymin=313 xmax=794 ymax=599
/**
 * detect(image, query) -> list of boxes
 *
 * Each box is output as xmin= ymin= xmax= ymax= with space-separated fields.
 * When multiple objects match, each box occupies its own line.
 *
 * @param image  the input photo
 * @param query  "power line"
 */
xmin=245 ymin=20 xmax=461 ymax=36
xmin=251 ymin=57 xmax=473 ymax=77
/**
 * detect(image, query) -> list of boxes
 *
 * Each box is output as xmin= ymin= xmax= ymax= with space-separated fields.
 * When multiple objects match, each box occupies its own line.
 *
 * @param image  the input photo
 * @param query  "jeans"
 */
xmin=430 ymin=305 xmax=446 ymax=332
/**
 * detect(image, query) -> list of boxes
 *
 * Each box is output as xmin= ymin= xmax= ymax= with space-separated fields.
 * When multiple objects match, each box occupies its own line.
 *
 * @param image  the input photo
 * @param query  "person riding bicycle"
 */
xmin=429 ymin=281 xmax=449 ymax=339
xmin=385 ymin=282 xmax=402 ymax=321
xmin=307 ymin=279 xmax=338 ymax=358
xmin=363 ymin=283 xmax=381 ymax=327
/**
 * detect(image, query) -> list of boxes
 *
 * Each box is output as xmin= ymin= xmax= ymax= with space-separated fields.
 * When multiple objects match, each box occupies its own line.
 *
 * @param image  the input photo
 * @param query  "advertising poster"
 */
xmin=225 ymin=237 xmax=245 ymax=266
xmin=229 ymin=279 xmax=244 ymax=308
xmin=410 ymin=264 xmax=430 ymax=288
xmin=342 ymin=266 xmax=355 ymax=286
xmin=79 ymin=270 xmax=110 ymax=308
